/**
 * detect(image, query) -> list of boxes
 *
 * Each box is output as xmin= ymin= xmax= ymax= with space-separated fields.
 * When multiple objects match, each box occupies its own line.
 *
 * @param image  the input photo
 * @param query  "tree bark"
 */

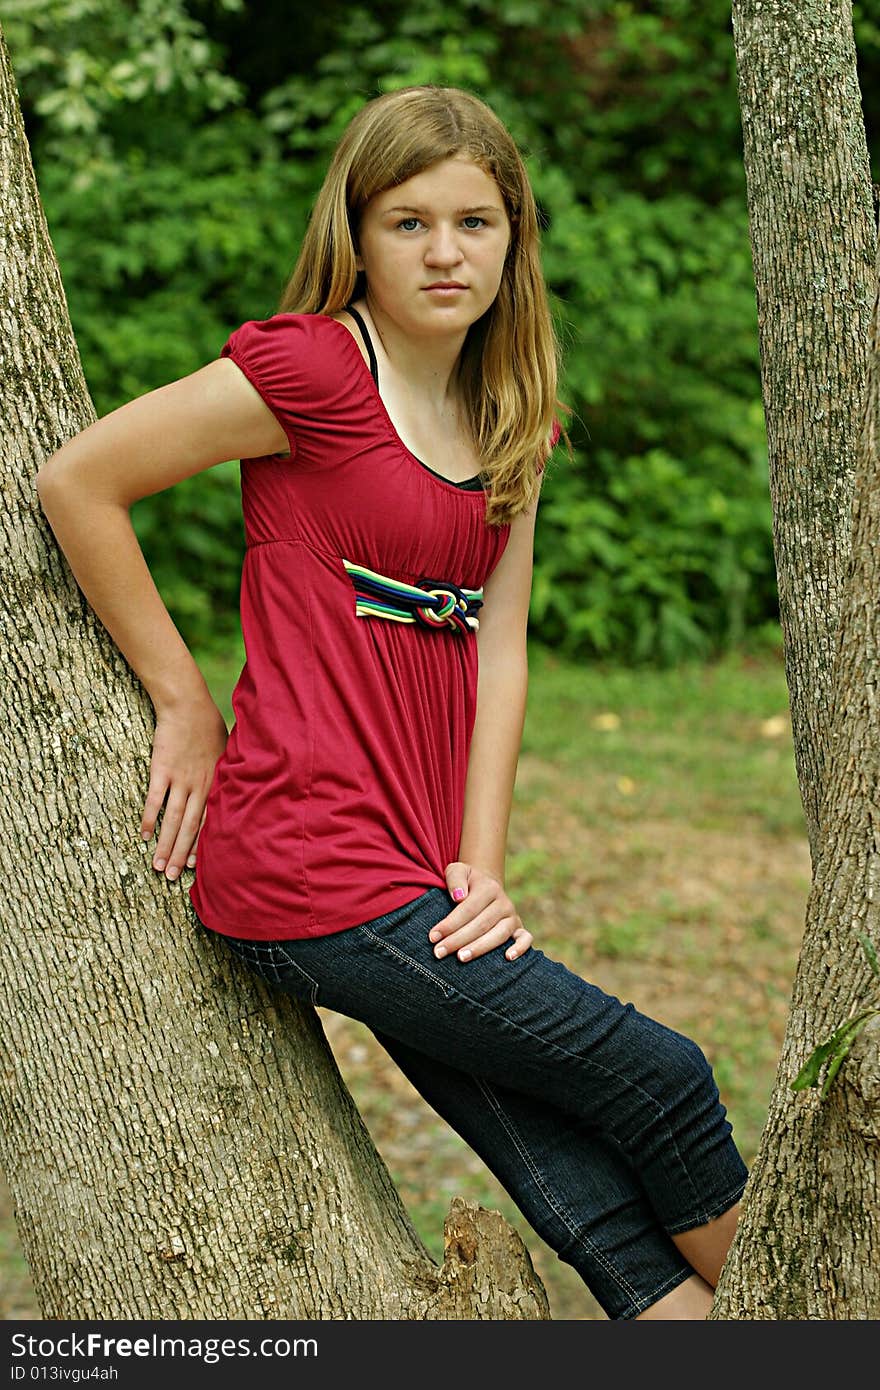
xmin=729 ymin=0 xmax=876 ymax=866
xmin=713 ymin=1 xmax=880 ymax=1317
xmin=0 ymin=24 xmax=549 ymax=1321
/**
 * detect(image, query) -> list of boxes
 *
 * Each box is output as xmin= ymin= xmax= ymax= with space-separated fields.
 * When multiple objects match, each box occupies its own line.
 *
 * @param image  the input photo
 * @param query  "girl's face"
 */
xmin=355 ymin=156 xmax=512 ymax=338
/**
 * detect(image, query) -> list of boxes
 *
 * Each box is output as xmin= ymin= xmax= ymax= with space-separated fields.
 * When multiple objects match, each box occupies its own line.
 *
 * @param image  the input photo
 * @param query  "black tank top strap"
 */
xmin=344 ymin=302 xmax=379 ymax=384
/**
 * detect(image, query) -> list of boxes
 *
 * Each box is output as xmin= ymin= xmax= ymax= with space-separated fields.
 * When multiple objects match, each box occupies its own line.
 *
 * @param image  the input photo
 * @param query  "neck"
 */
xmin=362 ymin=293 xmax=467 ymax=410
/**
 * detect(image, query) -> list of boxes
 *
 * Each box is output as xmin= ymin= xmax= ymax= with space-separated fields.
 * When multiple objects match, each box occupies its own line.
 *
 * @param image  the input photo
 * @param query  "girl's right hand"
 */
xmin=141 ymin=695 xmax=230 ymax=881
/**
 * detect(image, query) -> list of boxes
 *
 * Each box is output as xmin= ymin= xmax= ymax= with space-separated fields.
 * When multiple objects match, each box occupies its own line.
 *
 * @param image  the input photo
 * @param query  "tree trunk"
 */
xmin=729 ymin=0 xmax=876 ymax=866
xmin=713 ymin=1 xmax=880 ymax=1317
xmin=0 ymin=25 xmax=549 ymax=1321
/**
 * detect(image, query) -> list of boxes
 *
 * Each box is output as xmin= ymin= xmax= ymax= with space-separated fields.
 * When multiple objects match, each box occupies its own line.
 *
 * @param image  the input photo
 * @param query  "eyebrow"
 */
xmin=382 ymin=204 xmax=503 ymax=216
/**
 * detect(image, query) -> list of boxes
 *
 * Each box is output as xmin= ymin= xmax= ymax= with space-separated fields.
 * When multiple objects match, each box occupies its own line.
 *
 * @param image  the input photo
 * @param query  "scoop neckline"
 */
xmin=320 ymin=312 xmax=486 ymax=497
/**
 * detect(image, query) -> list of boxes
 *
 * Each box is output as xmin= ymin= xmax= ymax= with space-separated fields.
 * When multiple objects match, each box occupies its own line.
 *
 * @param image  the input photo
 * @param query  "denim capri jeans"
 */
xmin=197 ymin=885 xmax=748 ymax=1320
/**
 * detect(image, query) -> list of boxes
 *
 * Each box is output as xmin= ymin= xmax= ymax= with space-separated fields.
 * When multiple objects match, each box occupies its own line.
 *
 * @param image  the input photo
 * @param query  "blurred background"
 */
xmin=3 ymin=0 xmax=879 ymax=1320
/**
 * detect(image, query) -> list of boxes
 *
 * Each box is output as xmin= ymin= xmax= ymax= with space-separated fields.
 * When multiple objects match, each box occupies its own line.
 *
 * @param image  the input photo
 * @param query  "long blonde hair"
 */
xmin=278 ymin=85 xmax=564 ymax=526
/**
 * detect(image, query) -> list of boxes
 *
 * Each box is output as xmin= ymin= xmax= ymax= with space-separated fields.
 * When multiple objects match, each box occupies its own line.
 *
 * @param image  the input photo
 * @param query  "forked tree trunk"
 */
xmin=713 ymin=1 xmax=880 ymax=1317
xmin=0 ymin=25 xmax=548 ymax=1320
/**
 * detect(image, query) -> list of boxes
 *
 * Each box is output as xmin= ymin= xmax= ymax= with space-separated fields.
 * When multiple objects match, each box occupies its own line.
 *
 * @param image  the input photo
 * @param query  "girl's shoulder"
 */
xmin=219 ymin=311 xmax=371 ymax=413
xmin=221 ymin=310 xmax=353 ymax=364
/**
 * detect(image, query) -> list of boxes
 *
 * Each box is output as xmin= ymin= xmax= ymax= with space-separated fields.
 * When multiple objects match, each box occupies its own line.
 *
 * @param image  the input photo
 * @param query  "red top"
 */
xmin=189 ymin=310 xmax=539 ymax=940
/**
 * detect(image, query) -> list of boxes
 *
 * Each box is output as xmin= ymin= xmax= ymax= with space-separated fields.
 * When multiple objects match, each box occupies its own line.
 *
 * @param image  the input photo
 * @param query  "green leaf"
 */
xmin=791 ymin=1037 xmax=837 ymax=1091
xmin=821 ymin=1040 xmax=856 ymax=1099
xmin=792 ymin=1009 xmax=879 ymax=1095
xmin=858 ymin=931 xmax=880 ymax=978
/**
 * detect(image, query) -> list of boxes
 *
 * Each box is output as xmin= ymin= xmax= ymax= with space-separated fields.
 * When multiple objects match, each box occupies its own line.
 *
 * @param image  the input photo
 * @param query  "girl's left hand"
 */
xmin=428 ymin=862 xmax=534 ymax=963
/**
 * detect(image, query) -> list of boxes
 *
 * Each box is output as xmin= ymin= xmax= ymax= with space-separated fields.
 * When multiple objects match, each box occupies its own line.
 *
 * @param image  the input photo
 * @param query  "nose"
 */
xmin=423 ymin=223 xmax=465 ymax=269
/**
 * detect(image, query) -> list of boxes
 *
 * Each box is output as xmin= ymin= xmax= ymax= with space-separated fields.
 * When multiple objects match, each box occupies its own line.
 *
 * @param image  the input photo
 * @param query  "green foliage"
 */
xmin=535 ymin=437 xmax=773 ymax=665
xmin=9 ymin=0 xmax=858 ymax=663
xmin=3 ymin=0 xmax=245 ymax=172
xmin=792 ymin=1008 xmax=879 ymax=1100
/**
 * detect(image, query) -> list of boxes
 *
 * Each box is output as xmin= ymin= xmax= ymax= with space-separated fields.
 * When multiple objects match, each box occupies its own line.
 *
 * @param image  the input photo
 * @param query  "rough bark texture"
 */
xmin=713 ymin=1 xmax=880 ymax=1318
xmin=730 ymin=0 xmax=876 ymax=865
xmin=0 ymin=26 xmax=549 ymax=1321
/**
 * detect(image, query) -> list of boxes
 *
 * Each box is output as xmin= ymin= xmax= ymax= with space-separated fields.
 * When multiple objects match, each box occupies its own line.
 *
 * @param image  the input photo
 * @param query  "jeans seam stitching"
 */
xmin=356 ymin=924 xmax=454 ymax=997
xmin=475 ymin=1076 xmax=643 ymax=1306
xmin=227 ymin=939 xmax=320 ymax=1003
xmin=275 ymin=944 xmax=321 ymax=1003
xmin=624 ymin=1265 xmax=697 ymax=1318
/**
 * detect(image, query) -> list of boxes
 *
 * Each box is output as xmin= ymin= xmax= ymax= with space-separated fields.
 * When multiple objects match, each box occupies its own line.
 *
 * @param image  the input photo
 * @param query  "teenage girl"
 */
xmin=36 ymin=85 xmax=748 ymax=1320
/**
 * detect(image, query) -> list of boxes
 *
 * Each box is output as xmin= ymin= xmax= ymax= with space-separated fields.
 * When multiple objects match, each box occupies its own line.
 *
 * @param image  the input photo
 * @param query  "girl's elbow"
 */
xmin=36 ymin=453 xmax=132 ymax=513
xmin=35 ymin=457 xmax=62 ymax=496
xmin=36 ymin=448 xmax=83 ymax=499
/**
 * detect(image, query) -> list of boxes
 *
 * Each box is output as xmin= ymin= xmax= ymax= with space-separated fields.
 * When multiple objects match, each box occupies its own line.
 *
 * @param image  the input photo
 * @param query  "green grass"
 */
xmin=521 ymin=641 xmax=803 ymax=837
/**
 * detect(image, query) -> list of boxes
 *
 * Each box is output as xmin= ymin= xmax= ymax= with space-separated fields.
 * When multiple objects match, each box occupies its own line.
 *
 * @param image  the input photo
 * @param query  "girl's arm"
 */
xmin=456 ymin=503 xmax=537 ymax=878
xmin=430 ymin=492 xmax=541 ymax=962
xmin=35 ymin=356 xmax=290 ymax=878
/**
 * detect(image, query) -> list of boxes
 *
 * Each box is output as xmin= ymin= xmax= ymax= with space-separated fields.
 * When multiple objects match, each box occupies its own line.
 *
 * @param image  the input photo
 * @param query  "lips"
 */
xmin=423 ymin=282 xmax=467 ymax=290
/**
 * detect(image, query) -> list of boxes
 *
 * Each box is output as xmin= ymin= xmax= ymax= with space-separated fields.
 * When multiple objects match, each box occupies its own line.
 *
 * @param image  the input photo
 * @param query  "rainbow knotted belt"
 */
xmin=342 ymin=559 xmax=483 ymax=635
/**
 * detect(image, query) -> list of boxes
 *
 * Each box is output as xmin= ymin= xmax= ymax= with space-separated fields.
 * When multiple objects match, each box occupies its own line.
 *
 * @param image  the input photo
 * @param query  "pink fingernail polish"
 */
xmin=452 ymin=887 xmax=466 ymax=901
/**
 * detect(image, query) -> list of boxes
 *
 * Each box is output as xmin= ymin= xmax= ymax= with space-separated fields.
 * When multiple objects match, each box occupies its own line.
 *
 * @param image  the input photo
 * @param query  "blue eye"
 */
xmin=397 ymin=217 xmax=421 ymax=231
xmin=463 ymin=216 xmax=486 ymax=229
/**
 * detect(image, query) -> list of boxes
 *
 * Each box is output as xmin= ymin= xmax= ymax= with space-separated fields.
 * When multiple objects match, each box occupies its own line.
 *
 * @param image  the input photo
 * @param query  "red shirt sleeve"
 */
xmin=220 ymin=315 xmax=319 ymax=460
